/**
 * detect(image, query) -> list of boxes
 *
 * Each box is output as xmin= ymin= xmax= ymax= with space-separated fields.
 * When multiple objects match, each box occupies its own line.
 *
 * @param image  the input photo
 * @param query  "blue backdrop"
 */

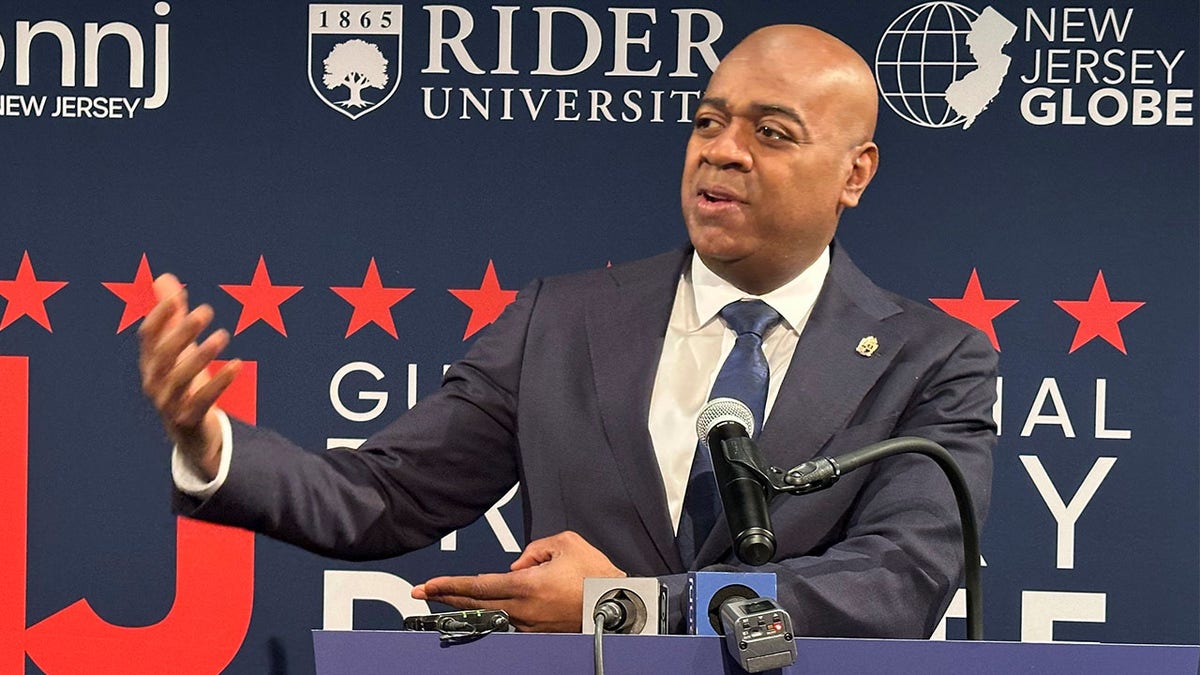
xmin=0 ymin=1 xmax=1195 ymax=673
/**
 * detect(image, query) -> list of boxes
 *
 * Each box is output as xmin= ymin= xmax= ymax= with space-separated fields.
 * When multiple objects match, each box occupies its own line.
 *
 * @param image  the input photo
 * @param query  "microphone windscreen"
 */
xmin=696 ymin=397 xmax=756 ymax=444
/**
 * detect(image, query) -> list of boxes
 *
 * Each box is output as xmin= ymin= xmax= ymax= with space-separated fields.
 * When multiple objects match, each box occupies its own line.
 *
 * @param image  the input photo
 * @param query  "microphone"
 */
xmin=696 ymin=398 xmax=775 ymax=566
xmin=584 ymin=578 xmax=663 ymax=675
xmin=697 ymin=574 xmax=796 ymax=672
xmin=582 ymin=577 xmax=664 ymax=635
xmin=592 ymin=593 xmax=641 ymax=675
xmin=593 ymin=595 xmax=636 ymax=632
xmin=718 ymin=596 xmax=797 ymax=672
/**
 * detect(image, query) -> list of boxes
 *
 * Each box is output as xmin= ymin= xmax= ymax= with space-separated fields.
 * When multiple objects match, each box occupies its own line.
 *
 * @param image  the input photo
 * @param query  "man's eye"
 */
xmin=758 ymin=125 xmax=790 ymax=141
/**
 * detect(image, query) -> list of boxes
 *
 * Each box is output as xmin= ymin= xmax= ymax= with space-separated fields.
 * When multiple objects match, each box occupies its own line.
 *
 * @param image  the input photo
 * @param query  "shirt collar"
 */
xmin=688 ymin=246 xmax=831 ymax=333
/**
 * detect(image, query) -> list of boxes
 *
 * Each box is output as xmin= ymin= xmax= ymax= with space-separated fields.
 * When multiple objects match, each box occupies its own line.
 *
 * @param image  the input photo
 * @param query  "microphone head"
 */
xmin=696 ymin=397 xmax=756 ymax=447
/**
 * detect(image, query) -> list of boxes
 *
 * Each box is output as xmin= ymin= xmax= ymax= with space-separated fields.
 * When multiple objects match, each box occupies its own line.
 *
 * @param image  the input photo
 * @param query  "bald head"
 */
xmin=680 ymin=24 xmax=882 ymax=294
xmin=715 ymin=25 xmax=879 ymax=145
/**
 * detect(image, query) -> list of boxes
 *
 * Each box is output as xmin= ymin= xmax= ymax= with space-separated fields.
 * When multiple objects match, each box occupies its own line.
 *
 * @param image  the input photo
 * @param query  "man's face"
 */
xmin=680 ymin=44 xmax=874 ymax=292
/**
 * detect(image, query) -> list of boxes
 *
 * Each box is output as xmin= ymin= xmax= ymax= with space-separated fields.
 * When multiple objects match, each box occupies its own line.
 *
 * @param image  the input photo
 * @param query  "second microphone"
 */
xmin=696 ymin=397 xmax=775 ymax=566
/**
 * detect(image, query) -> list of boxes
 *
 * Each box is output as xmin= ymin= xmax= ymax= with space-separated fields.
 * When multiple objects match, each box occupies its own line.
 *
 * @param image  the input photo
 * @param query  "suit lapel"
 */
xmin=757 ymin=246 xmax=905 ymax=467
xmin=585 ymin=248 xmax=690 ymax=570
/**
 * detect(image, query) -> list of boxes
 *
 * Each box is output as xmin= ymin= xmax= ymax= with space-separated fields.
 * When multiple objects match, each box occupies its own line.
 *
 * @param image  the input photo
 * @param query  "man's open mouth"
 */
xmin=700 ymin=188 xmax=741 ymax=203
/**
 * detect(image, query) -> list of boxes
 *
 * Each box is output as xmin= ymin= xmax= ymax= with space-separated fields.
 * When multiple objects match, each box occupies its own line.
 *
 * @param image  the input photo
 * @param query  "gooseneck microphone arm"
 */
xmin=697 ymin=399 xmax=984 ymax=640
xmin=783 ymin=437 xmax=983 ymax=640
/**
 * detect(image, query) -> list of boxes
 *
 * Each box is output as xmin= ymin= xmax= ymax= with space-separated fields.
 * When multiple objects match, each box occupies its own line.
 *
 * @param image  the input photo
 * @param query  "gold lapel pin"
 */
xmin=856 ymin=336 xmax=879 ymax=357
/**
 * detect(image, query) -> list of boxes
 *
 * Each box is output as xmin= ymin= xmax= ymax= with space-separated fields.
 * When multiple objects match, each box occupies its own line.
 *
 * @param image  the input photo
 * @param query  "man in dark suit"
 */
xmin=141 ymin=25 xmax=996 ymax=636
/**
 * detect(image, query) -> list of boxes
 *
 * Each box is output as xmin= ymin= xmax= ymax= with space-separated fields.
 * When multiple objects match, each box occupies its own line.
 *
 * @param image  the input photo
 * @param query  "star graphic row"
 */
xmin=0 ymin=253 xmax=1146 ymax=354
xmin=930 ymin=268 xmax=1145 ymax=354
xmin=0 ymin=252 xmax=516 ymax=341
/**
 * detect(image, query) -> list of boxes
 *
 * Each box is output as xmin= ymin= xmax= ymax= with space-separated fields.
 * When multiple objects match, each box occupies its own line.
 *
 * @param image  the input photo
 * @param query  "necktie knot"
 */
xmin=719 ymin=300 xmax=782 ymax=340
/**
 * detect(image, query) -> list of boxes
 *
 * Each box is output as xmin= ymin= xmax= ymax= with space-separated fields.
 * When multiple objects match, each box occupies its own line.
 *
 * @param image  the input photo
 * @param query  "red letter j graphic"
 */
xmin=2 ymin=357 xmax=257 ymax=674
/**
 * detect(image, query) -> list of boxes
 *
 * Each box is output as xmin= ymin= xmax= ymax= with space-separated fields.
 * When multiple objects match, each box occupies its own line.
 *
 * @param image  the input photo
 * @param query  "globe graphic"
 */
xmin=875 ymin=2 xmax=981 ymax=128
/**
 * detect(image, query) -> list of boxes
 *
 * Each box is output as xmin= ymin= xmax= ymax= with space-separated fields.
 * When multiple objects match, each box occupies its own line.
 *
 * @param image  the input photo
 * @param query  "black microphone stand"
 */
xmin=719 ymin=434 xmax=985 ymax=640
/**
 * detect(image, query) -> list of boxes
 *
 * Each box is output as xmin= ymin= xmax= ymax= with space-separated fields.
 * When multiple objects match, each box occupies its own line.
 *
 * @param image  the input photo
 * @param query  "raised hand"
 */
xmin=137 ymin=273 xmax=241 ymax=479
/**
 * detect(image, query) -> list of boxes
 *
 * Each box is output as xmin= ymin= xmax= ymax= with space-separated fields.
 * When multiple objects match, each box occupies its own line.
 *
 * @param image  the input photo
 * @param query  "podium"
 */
xmin=313 ymin=630 xmax=1200 ymax=674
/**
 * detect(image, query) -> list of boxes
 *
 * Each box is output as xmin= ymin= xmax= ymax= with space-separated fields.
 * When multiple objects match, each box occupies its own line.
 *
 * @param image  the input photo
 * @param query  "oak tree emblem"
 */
xmin=322 ymin=39 xmax=389 ymax=109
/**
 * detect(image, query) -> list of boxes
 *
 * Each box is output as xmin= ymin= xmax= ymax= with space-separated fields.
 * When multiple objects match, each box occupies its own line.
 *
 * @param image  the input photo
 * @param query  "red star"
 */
xmin=448 ymin=260 xmax=518 ymax=340
xmin=330 ymin=258 xmax=414 ymax=338
xmin=219 ymin=256 xmax=303 ymax=336
xmin=929 ymin=269 xmax=1018 ymax=351
xmin=0 ymin=251 xmax=68 ymax=332
xmin=1054 ymin=270 xmax=1144 ymax=354
xmin=101 ymin=253 xmax=165 ymax=333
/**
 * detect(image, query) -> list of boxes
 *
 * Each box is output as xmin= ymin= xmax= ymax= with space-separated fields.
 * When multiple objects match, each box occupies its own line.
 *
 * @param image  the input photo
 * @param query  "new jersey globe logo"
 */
xmin=875 ymin=3 xmax=1017 ymax=129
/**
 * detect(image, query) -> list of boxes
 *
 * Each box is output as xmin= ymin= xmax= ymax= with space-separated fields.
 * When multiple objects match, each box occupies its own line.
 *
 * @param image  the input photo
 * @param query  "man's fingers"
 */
xmin=420 ymin=575 xmax=498 ymax=600
xmin=509 ymin=555 xmax=536 ymax=571
xmin=137 ymin=291 xmax=236 ymax=439
xmin=139 ymin=297 xmax=173 ymax=346
xmin=510 ymin=542 xmax=554 ymax=570
xmin=145 ymin=304 xmax=214 ymax=385
xmin=166 ymin=329 xmax=229 ymax=400
xmin=166 ymin=304 xmax=215 ymax=357
xmin=161 ymin=338 xmax=235 ymax=429
xmin=510 ymin=531 xmax=576 ymax=570
xmin=509 ymin=547 xmax=539 ymax=570
xmin=183 ymin=359 xmax=241 ymax=425
xmin=134 ymin=272 xmax=232 ymax=461
xmin=139 ymin=287 xmax=188 ymax=378
xmin=153 ymin=349 xmax=207 ymax=417
xmin=145 ymin=304 xmax=210 ymax=381
xmin=421 ymin=594 xmax=489 ymax=612
xmin=421 ymin=572 xmax=527 ymax=602
xmin=140 ymin=275 xmax=188 ymax=343
xmin=151 ymin=273 xmax=185 ymax=303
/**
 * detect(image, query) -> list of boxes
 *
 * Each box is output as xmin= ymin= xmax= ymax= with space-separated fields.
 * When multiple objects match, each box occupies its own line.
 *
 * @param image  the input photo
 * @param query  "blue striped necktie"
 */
xmin=676 ymin=299 xmax=782 ymax=567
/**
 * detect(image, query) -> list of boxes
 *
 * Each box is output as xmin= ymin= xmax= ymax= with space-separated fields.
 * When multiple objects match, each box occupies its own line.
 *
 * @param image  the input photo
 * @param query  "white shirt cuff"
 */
xmin=171 ymin=409 xmax=234 ymax=499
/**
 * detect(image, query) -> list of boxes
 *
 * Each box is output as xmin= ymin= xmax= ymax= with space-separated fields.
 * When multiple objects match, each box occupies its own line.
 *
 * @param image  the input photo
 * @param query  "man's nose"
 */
xmin=700 ymin=123 xmax=753 ymax=171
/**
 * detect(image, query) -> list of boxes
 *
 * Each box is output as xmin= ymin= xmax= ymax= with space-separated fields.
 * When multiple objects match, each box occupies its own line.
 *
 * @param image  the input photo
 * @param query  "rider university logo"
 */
xmin=308 ymin=4 xmax=403 ymax=120
xmin=875 ymin=2 xmax=1017 ymax=129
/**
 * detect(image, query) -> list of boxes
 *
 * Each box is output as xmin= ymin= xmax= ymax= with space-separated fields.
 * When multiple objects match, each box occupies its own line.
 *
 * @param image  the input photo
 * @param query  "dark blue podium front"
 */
xmin=312 ymin=630 xmax=1200 ymax=674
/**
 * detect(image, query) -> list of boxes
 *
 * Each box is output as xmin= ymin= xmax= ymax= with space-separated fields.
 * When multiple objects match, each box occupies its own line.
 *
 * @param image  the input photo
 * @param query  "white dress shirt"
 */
xmin=648 ymin=248 xmax=829 ymax=532
xmin=174 ymin=247 xmax=832 ymax=529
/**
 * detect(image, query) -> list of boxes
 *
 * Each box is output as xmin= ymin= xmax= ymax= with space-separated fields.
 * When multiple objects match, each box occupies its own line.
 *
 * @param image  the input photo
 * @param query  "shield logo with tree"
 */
xmin=308 ymin=4 xmax=402 ymax=120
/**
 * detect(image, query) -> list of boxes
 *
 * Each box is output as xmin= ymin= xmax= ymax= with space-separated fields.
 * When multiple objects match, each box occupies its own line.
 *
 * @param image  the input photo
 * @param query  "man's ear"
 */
xmin=840 ymin=142 xmax=880 ymax=209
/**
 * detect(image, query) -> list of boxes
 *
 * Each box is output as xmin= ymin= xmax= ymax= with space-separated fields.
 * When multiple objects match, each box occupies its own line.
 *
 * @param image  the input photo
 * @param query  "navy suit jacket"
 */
xmin=177 ymin=243 xmax=997 ymax=637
